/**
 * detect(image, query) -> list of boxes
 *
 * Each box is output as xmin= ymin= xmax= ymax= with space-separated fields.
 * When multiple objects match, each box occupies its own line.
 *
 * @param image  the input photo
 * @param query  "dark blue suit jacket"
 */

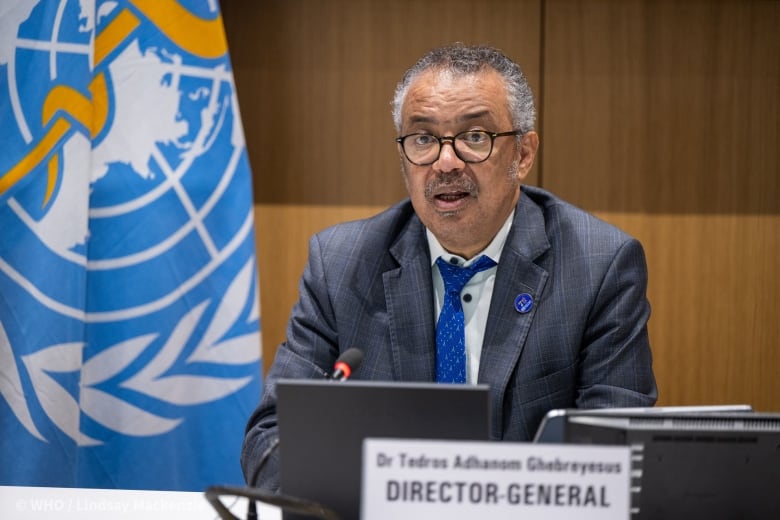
xmin=242 ymin=186 xmax=657 ymax=489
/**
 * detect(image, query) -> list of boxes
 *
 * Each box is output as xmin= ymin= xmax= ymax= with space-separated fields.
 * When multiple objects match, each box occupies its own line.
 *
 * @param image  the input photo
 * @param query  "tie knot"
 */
xmin=436 ymin=255 xmax=496 ymax=294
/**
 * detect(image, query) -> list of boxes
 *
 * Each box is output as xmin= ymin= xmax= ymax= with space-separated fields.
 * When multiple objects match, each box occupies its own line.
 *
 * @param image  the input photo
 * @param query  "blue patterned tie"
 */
xmin=435 ymin=255 xmax=497 ymax=383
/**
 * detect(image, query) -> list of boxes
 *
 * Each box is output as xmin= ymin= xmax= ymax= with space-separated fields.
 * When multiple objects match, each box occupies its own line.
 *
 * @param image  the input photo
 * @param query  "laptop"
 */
xmin=276 ymin=379 xmax=491 ymax=520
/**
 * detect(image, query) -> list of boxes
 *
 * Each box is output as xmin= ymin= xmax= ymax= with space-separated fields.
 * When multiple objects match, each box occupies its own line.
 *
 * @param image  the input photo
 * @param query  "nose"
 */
xmin=434 ymin=140 xmax=465 ymax=173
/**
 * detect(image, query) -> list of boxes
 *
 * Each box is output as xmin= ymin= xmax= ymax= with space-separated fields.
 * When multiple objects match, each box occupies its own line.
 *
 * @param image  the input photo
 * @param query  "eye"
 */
xmin=412 ymin=134 xmax=437 ymax=146
xmin=460 ymin=131 xmax=489 ymax=144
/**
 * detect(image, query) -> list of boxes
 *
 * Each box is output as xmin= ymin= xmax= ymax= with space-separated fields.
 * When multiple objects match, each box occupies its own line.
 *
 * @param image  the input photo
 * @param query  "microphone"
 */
xmin=329 ymin=348 xmax=364 ymax=381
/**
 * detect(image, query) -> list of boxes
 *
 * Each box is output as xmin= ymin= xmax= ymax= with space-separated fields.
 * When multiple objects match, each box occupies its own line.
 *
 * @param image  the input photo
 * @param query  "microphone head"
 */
xmin=331 ymin=348 xmax=364 ymax=380
xmin=336 ymin=348 xmax=364 ymax=370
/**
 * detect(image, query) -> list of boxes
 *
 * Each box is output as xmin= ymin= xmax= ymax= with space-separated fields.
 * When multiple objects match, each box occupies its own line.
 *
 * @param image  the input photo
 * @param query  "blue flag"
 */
xmin=0 ymin=0 xmax=261 ymax=491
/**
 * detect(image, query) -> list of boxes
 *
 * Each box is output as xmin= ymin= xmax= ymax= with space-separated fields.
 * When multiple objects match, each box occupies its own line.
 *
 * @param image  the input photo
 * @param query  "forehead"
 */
xmin=401 ymin=68 xmax=511 ymax=128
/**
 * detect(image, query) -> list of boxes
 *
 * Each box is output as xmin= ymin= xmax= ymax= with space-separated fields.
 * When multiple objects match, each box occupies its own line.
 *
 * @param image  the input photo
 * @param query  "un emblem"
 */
xmin=0 ymin=0 xmax=260 ymax=448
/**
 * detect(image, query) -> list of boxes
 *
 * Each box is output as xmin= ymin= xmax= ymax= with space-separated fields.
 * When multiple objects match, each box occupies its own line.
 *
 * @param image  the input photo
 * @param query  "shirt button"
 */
xmin=462 ymin=293 xmax=473 ymax=303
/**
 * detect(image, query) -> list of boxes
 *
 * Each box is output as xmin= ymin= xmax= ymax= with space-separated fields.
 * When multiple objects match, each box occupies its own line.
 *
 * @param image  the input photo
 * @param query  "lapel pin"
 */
xmin=514 ymin=293 xmax=534 ymax=314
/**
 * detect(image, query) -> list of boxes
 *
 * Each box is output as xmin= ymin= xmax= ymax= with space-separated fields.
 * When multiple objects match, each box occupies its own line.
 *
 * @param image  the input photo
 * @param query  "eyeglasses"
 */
xmin=395 ymin=130 xmax=522 ymax=166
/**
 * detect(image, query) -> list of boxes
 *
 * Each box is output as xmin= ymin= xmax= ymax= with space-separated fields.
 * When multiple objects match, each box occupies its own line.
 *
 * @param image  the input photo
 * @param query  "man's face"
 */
xmin=398 ymin=69 xmax=538 ymax=259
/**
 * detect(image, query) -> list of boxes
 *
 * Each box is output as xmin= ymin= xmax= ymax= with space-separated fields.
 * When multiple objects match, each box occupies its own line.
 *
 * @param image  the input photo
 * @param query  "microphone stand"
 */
xmin=204 ymin=485 xmax=341 ymax=520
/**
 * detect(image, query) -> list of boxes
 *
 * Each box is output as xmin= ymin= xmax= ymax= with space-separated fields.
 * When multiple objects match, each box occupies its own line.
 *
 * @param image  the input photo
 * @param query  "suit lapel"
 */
xmin=384 ymin=215 xmax=437 ymax=381
xmin=479 ymin=192 xmax=550 ymax=437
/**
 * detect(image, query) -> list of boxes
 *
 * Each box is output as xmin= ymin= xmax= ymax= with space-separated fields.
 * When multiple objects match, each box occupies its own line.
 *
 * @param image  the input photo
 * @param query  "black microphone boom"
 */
xmin=330 ymin=348 xmax=364 ymax=381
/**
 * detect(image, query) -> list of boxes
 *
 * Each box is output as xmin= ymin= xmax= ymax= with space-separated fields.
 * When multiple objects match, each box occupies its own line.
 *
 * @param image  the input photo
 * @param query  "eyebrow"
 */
xmin=457 ymin=110 xmax=491 ymax=122
xmin=406 ymin=110 xmax=493 ymax=126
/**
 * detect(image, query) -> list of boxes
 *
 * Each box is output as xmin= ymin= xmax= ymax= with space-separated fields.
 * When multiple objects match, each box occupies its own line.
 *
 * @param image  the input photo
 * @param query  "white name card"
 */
xmin=362 ymin=439 xmax=631 ymax=520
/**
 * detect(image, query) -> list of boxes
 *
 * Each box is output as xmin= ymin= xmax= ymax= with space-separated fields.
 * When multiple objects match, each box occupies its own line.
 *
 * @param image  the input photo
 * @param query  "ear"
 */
xmin=515 ymin=131 xmax=539 ymax=181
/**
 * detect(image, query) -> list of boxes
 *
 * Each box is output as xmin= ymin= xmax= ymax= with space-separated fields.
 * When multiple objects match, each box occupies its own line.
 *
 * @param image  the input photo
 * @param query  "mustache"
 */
xmin=424 ymin=174 xmax=478 ymax=199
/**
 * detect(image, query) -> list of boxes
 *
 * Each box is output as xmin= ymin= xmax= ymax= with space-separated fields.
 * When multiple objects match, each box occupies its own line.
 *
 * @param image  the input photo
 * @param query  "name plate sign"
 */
xmin=362 ymin=439 xmax=630 ymax=520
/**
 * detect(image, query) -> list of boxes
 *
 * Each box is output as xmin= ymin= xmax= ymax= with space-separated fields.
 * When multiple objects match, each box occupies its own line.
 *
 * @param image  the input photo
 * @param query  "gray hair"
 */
xmin=392 ymin=43 xmax=536 ymax=134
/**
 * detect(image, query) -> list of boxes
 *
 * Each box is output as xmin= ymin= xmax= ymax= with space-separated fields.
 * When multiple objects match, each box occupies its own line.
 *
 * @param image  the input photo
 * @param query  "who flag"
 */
xmin=0 ymin=0 xmax=261 ymax=490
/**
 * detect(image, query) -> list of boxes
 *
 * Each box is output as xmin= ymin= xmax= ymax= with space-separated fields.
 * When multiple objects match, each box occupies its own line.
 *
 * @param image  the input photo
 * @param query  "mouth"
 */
xmin=431 ymin=189 xmax=472 ymax=212
xmin=436 ymin=191 xmax=469 ymax=202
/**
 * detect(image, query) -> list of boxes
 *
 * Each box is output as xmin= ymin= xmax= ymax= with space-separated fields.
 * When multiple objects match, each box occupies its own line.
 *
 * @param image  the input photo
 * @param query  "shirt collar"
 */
xmin=426 ymin=209 xmax=514 ymax=268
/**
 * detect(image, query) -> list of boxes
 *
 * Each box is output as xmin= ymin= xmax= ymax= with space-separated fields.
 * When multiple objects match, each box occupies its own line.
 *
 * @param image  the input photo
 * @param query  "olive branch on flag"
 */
xmin=0 ymin=258 xmax=260 ymax=446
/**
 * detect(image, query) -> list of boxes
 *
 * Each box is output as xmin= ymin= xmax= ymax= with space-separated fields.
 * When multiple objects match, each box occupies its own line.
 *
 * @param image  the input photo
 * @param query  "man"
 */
xmin=241 ymin=43 xmax=657 ymax=489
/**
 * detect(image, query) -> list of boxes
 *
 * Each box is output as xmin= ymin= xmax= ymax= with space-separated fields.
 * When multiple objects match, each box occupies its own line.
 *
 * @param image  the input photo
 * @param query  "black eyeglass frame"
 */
xmin=395 ymin=130 xmax=523 ymax=166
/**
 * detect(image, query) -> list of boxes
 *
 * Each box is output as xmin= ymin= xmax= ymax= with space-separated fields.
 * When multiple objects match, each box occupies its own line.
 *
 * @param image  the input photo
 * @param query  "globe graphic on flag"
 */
xmin=3 ymin=0 xmax=253 ymax=323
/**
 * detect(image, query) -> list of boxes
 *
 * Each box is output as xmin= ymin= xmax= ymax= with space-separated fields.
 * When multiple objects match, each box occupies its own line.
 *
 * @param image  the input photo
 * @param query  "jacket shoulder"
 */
xmin=521 ymin=185 xmax=635 ymax=247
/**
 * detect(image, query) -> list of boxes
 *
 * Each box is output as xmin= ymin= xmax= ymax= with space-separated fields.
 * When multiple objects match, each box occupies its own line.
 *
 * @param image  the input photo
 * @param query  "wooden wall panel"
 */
xmin=542 ymin=0 xmax=779 ymax=214
xmin=544 ymin=0 xmax=780 ymax=410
